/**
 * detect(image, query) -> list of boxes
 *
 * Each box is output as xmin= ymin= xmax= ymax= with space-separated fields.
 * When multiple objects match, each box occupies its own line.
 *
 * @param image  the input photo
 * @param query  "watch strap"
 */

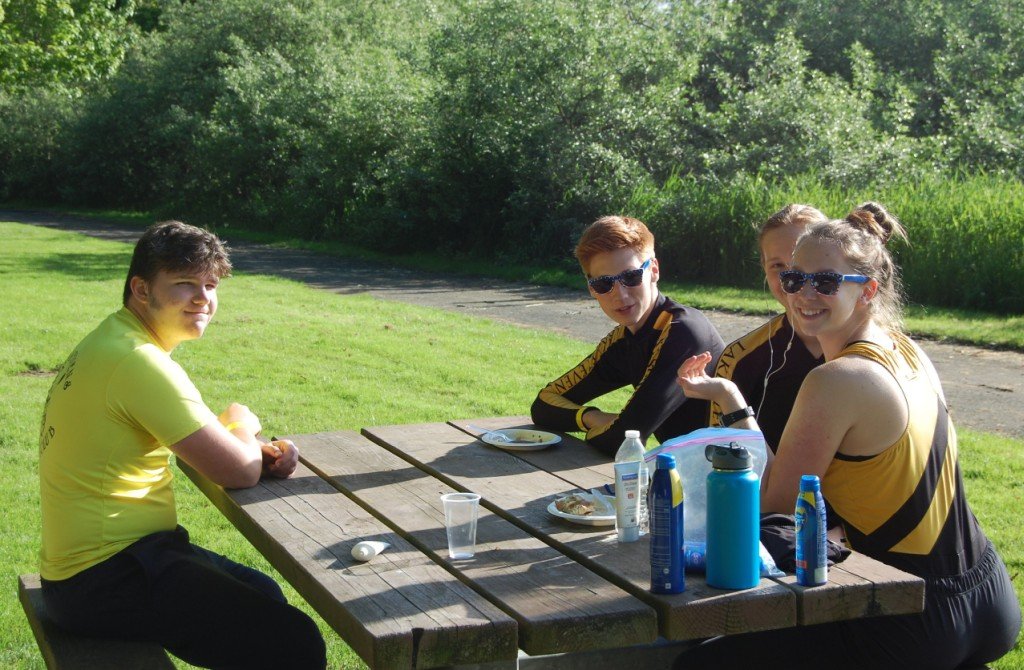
xmin=720 ymin=405 xmax=754 ymax=427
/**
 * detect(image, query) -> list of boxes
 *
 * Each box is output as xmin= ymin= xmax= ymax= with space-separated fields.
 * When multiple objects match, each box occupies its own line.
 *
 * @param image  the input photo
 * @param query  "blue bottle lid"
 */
xmin=656 ymin=453 xmax=676 ymax=470
xmin=799 ymin=474 xmax=821 ymax=492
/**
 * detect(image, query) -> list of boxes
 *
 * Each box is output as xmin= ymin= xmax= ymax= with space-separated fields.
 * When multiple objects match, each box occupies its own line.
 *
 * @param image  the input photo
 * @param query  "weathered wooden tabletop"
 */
xmin=180 ymin=417 xmax=925 ymax=670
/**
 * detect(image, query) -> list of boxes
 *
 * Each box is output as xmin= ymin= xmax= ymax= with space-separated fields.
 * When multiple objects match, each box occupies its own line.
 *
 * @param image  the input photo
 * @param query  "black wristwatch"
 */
xmin=720 ymin=406 xmax=754 ymax=427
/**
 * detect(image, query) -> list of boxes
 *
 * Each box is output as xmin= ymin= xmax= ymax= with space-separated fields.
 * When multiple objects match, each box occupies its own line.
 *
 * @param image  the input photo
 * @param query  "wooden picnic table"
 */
xmin=180 ymin=417 xmax=925 ymax=670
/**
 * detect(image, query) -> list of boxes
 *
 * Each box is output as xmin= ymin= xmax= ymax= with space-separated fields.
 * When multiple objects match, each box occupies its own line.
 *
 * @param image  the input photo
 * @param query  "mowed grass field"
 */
xmin=1 ymin=221 xmax=1020 ymax=668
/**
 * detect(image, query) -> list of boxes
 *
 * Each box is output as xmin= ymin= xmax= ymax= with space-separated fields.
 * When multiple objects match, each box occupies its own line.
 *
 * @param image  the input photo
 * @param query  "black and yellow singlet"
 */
xmin=824 ymin=333 xmax=988 ymax=578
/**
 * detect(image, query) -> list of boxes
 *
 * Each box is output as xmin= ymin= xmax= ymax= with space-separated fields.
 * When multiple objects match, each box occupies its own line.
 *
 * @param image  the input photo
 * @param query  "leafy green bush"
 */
xmin=0 ymin=86 xmax=78 ymax=200
xmin=54 ymin=0 xmax=430 ymax=237
xmin=365 ymin=0 xmax=703 ymax=258
xmin=1 ymin=0 xmax=1022 ymax=312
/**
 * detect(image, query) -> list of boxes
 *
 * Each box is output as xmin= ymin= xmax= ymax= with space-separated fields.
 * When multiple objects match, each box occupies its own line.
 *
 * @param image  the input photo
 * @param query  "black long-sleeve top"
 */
xmin=531 ymin=294 xmax=725 ymax=456
xmin=712 ymin=313 xmax=824 ymax=453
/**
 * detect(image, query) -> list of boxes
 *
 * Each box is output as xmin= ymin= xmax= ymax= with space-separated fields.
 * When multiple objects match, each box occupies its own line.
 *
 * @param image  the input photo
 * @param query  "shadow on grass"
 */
xmin=19 ymin=251 xmax=127 ymax=282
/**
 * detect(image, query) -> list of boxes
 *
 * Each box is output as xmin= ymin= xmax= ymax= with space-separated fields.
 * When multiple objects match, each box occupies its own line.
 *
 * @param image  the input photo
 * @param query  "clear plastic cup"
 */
xmin=441 ymin=492 xmax=481 ymax=559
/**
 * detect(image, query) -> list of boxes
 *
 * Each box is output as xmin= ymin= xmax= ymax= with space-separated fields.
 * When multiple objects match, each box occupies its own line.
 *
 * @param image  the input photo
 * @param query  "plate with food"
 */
xmin=547 ymin=492 xmax=616 ymax=526
xmin=479 ymin=428 xmax=561 ymax=451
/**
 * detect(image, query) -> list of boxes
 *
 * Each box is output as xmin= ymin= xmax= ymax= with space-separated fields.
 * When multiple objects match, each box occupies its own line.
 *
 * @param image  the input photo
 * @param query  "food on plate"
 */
xmin=555 ymin=494 xmax=595 ymax=516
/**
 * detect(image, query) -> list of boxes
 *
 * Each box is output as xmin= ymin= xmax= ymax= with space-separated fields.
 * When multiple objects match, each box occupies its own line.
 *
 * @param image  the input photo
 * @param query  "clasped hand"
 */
xmin=260 ymin=439 xmax=299 ymax=479
xmin=219 ymin=403 xmax=298 ymax=479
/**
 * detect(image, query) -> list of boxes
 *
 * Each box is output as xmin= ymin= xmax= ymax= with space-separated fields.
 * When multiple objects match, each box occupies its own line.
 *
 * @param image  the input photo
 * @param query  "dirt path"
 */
xmin=9 ymin=209 xmax=1021 ymax=439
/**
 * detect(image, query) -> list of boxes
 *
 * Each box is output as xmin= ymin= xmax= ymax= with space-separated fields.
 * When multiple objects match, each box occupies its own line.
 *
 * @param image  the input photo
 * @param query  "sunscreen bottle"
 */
xmin=649 ymin=453 xmax=685 ymax=593
xmin=614 ymin=430 xmax=648 ymax=542
xmin=351 ymin=540 xmax=390 ymax=562
xmin=795 ymin=475 xmax=828 ymax=586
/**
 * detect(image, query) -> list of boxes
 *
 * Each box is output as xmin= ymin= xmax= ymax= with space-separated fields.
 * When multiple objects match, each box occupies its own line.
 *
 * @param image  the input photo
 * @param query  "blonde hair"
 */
xmin=798 ymin=202 xmax=908 ymax=332
xmin=574 ymin=216 xmax=655 ymax=274
xmin=758 ymin=204 xmax=827 ymax=262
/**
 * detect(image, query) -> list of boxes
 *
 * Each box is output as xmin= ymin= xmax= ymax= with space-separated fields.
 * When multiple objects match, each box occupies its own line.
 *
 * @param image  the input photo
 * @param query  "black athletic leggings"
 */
xmin=672 ymin=541 xmax=1020 ymax=670
xmin=41 ymin=526 xmax=326 ymax=670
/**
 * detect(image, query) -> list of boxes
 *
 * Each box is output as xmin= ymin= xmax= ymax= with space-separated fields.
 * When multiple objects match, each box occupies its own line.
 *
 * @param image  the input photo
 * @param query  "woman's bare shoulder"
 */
xmin=804 ymin=354 xmax=902 ymax=403
xmin=806 ymin=355 xmax=878 ymax=382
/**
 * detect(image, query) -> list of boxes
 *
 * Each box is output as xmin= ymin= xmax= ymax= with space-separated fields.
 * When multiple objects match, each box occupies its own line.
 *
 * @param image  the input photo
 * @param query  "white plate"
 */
xmin=547 ymin=493 xmax=616 ymax=527
xmin=480 ymin=429 xmax=561 ymax=451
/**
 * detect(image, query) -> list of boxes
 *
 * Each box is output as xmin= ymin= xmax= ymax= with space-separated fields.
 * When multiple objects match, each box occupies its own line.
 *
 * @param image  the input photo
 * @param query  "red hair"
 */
xmin=574 ymin=216 xmax=654 ymax=274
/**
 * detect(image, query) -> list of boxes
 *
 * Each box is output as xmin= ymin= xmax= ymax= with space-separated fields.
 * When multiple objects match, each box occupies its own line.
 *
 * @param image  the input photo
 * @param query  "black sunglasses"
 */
xmin=778 ymin=270 xmax=868 ymax=297
xmin=588 ymin=258 xmax=652 ymax=294
xmin=779 ymin=270 xmax=870 ymax=296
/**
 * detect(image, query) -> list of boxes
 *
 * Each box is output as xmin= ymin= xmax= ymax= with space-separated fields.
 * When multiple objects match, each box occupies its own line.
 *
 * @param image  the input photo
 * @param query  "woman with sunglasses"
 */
xmin=711 ymin=204 xmax=828 ymax=452
xmin=674 ymin=203 xmax=1020 ymax=669
xmin=531 ymin=215 xmax=724 ymax=456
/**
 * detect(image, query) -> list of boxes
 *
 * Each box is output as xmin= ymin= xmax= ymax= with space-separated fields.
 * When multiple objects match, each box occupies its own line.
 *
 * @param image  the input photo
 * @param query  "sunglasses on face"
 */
xmin=779 ymin=270 xmax=870 ymax=296
xmin=587 ymin=258 xmax=652 ymax=294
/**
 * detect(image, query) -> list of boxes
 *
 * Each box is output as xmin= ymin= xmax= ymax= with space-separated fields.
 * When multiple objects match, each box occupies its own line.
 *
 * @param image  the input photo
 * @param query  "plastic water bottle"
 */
xmin=649 ymin=453 xmax=685 ymax=593
xmin=704 ymin=443 xmax=760 ymax=589
xmin=614 ymin=429 xmax=649 ymax=542
xmin=795 ymin=474 xmax=828 ymax=586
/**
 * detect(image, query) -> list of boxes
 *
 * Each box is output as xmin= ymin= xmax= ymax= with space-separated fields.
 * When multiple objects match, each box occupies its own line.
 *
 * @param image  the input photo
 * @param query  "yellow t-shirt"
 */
xmin=39 ymin=308 xmax=216 ymax=580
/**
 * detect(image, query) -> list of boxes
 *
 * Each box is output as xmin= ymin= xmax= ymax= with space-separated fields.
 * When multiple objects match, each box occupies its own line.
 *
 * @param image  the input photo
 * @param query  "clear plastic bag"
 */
xmin=643 ymin=427 xmax=768 ymax=544
xmin=645 ymin=427 xmax=780 ymax=577
xmin=682 ymin=540 xmax=785 ymax=578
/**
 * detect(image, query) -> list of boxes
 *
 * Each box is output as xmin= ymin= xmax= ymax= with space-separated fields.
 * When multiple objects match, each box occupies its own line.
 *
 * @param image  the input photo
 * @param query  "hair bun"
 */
xmin=846 ymin=201 xmax=905 ymax=246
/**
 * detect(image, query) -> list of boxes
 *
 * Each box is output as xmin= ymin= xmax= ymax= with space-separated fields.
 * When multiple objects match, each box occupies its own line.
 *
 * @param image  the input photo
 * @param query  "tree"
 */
xmin=379 ymin=0 xmax=704 ymax=257
xmin=0 ymin=0 xmax=138 ymax=92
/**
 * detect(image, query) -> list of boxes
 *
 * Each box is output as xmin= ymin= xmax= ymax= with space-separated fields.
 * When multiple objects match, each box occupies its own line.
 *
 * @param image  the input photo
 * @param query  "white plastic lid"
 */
xmin=624 ymin=430 xmax=640 ymax=439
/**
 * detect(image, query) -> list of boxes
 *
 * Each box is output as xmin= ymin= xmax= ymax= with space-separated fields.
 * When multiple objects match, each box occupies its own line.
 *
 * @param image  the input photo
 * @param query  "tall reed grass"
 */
xmin=628 ymin=172 xmax=1024 ymax=313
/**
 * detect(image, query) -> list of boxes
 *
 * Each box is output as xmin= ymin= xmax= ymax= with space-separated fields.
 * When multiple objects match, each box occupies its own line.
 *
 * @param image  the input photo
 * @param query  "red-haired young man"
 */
xmin=531 ymin=216 xmax=724 ymax=455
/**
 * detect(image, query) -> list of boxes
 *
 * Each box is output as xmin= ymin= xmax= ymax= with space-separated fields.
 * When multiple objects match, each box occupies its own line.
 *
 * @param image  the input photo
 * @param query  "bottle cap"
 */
xmin=704 ymin=443 xmax=752 ymax=470
xmin=800 ymin=474 xmax=821 ymax=492
xmin=624 ymin=430 xmax=640 ymax=439
xmin=656 ymin=453 xmax=676 ymax=469
xmin=351 ymin=540 xmax=390 ymax=561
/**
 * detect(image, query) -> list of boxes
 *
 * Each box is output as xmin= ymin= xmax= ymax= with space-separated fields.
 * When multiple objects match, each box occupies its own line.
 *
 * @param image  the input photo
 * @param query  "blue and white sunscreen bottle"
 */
xmin=795 ymin=474 xmax=828 ymax=586
xmin=649 ymin=453 xmax=685 ymax=594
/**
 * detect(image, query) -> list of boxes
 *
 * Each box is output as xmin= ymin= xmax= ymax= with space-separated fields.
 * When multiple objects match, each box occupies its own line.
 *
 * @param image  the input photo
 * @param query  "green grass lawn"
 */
xmin=2 ymin=220 xmax=1021 ymax=668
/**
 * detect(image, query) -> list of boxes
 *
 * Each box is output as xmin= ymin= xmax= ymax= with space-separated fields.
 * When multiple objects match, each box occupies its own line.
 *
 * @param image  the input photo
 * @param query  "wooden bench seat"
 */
xmin=18 ymin=573 xmax=175 ymax=670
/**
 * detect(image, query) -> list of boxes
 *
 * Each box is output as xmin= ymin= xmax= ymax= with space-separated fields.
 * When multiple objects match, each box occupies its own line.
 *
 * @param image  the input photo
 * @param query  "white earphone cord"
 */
xmin=756 ymin=317 xmax=795 ymax=420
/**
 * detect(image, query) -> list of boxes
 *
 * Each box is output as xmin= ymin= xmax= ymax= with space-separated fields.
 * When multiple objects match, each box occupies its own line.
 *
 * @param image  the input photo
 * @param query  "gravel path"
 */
xmin=8 ymin=209 xmax=1021 ymax=440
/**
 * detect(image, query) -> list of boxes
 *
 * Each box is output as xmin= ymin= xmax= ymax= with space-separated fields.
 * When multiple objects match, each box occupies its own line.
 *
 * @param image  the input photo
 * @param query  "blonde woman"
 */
xmin=711 ymin=204 xmax=827 ymax=451
xmin=675 ymin=203 xmax=1020 ymax=669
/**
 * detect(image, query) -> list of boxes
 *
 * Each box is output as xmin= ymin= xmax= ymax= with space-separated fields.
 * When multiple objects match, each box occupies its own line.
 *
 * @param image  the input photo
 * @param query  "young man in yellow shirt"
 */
xmin=38 ymin=221 xmax=326 ymax=669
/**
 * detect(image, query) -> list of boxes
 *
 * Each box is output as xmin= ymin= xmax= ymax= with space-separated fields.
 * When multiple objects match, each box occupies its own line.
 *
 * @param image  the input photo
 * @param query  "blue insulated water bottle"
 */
xmin=704 ymin=443 xmax=760 ymax=590
xmin=795 ymin=474 xmax=828 ymax=586
xmin=649 ymin=453 xmax=685 ymax=594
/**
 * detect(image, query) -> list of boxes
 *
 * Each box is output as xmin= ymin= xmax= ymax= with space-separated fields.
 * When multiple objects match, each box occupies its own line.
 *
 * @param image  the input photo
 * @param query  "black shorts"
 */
xmin=42 ymin=526 xmax=326 ymax=670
